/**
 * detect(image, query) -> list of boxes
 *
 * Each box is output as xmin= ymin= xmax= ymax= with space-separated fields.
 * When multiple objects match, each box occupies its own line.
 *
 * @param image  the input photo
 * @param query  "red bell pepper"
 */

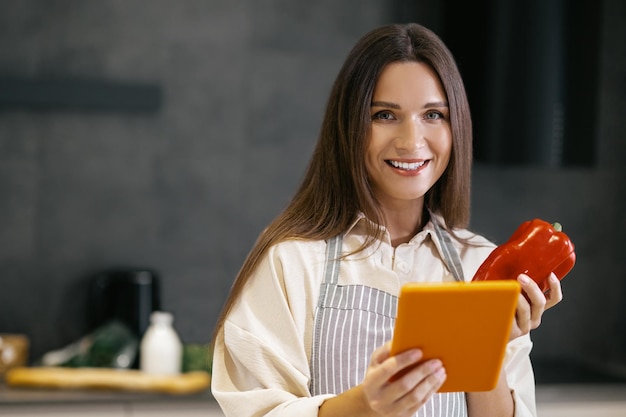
xmin=471 ymin=219 xmax=576 ymax=293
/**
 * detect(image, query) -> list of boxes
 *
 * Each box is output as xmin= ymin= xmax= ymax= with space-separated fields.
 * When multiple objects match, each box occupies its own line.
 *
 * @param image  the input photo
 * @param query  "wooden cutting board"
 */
xmin=5 ymin=366 xmax=211 ymax=394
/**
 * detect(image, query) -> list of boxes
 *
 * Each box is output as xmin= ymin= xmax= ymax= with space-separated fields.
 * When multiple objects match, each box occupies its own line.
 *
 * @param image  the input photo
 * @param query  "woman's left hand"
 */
xmin=509 ymin=273 xmax=563 ymax=340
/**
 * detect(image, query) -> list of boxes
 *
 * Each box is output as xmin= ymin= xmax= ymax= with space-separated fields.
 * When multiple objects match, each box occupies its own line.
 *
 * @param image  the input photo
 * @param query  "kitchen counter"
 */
xmin=1 ymin=382 xmax=625 ymax=416
xmin=536 ymin=383 xmax=626 ymax=417
xmin=0 ymin=383 xmax=223 ymax=416
xmin=0 ymin=382 xmax=214 ymax=405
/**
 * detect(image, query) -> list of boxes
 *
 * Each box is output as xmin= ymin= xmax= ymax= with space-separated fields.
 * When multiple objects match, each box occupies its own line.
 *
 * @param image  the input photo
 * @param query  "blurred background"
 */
xmin=0 ymin=0 xmax=624 ymax=385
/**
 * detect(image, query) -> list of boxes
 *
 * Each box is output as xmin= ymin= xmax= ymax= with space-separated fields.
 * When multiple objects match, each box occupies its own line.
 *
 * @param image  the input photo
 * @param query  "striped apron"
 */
xmin=310 ymin=221 xmax=468 ymax=416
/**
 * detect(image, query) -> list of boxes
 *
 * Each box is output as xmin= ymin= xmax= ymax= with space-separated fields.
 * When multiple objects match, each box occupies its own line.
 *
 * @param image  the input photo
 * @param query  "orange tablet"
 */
xmin=390 ymin=280 xmax=521 ymax=393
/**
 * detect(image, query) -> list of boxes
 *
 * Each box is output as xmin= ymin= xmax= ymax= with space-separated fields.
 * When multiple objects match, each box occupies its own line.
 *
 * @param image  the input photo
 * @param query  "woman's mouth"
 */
xmin=386 ymin=160 xmax=427 ymax=171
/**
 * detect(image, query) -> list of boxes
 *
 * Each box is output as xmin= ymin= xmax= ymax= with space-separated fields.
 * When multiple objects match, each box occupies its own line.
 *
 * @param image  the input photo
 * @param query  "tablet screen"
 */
xmin=390 ymin=281 xmax=520 ymax=392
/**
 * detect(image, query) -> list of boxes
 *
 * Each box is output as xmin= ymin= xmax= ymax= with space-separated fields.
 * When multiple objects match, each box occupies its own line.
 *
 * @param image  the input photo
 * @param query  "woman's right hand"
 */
xmin=319 ymin=342 xmax=446 ymax=417
xmin=360 ymin=341 xmax=446 ymax=416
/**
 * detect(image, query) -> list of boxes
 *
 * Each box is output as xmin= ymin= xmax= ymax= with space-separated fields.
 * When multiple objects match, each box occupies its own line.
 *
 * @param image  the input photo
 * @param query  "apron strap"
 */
xmin=323 ymin=235 xmax=342 ymax=284
xmin=431 ymin=219 xmax=465 ymax=282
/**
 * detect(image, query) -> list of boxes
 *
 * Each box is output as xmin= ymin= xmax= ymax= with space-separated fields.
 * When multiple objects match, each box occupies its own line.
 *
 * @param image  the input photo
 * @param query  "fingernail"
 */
xmin=435 ymin=367 xmax=446 ymax=379
xmin=518 ymin=275 xmax=530 ymax=284
xmin=430 ymin=359 xmax=443 ymax=370
xmin=410 ymin=349 xmax=423 ymax=360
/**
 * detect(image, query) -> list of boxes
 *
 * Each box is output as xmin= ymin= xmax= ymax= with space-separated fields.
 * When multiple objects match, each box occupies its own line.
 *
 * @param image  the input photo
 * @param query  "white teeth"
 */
xmin=388 ymin=160 xmax=425 ymax=170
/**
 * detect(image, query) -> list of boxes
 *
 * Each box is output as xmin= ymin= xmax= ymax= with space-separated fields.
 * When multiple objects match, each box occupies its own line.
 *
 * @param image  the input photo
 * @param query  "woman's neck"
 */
xmin=381 ymin=201 xmax=427 ymax=247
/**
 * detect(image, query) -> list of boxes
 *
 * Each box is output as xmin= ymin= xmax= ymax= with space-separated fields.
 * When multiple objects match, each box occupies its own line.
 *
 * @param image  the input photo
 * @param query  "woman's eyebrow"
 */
xmin=371 ymin=100 xmax=449 ymax=109
xmin=425 ymin=101 xmax=449 ymax=108
xmin=371 ymin=100 xmax=400 ymax=109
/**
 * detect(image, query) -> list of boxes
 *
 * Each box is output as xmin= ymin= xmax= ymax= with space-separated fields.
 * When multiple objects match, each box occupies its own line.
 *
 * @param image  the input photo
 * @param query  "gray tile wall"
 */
xmin=0 ymin=0 xmax=408 ymax=360
xmin=471 ymin=0 xmax=626 ymax=378
xmin=0 ymin=0 xmax=624 ymax=382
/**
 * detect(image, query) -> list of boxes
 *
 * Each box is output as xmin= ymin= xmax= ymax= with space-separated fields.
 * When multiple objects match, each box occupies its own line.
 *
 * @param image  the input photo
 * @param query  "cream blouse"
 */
xmin=211 ymin=215 xmax=537 ymax=417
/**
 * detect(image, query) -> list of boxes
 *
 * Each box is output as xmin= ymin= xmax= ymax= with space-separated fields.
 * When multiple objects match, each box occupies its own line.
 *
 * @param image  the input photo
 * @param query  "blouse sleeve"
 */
xmin=211 ymin=245 xmax=332 ymax=417
xmin=503 ymin=334 xmax=538 ymax=417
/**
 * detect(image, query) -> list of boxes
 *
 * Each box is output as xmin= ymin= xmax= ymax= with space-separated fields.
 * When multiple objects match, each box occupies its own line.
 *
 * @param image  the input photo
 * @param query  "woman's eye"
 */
xmin=373 ymin=111 xmax=395 ymax=121
xmin=425 ymin=110 xmax=444 ymax=120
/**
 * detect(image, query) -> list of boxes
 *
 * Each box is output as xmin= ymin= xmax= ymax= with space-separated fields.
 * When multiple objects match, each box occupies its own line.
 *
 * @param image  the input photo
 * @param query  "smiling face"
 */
xmin=366 ymin=61 xmax=452 ymax=212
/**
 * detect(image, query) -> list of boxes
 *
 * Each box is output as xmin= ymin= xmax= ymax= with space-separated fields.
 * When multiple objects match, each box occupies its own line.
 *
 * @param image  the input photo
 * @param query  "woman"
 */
xmin=210 ymin=23 xmax=562 ymax=417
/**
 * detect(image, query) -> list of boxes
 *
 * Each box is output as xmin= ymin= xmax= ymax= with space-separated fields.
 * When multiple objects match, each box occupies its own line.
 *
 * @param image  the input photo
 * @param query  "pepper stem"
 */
xmin=553 ymin=222 xmax=563 ymax=232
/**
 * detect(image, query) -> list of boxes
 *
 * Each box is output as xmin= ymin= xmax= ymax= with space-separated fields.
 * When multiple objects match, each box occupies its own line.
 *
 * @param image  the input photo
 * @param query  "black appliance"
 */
xmin=90 ymin=267 xmax=161 ymax=339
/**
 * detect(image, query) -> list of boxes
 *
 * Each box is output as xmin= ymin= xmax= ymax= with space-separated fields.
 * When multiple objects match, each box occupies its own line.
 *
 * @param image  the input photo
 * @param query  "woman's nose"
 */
xmin=395 ymin=119 xmax=425 ymax=152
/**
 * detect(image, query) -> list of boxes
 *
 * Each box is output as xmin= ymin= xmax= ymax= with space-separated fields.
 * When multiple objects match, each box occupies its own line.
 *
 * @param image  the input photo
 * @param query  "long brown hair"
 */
xmin=211 ymin=23 xmax=473 ymax=345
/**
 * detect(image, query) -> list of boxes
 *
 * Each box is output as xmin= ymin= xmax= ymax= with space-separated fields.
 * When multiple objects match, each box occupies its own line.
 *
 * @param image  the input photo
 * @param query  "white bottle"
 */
xmin=140 ymin=311 xmax=182 ymax=375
